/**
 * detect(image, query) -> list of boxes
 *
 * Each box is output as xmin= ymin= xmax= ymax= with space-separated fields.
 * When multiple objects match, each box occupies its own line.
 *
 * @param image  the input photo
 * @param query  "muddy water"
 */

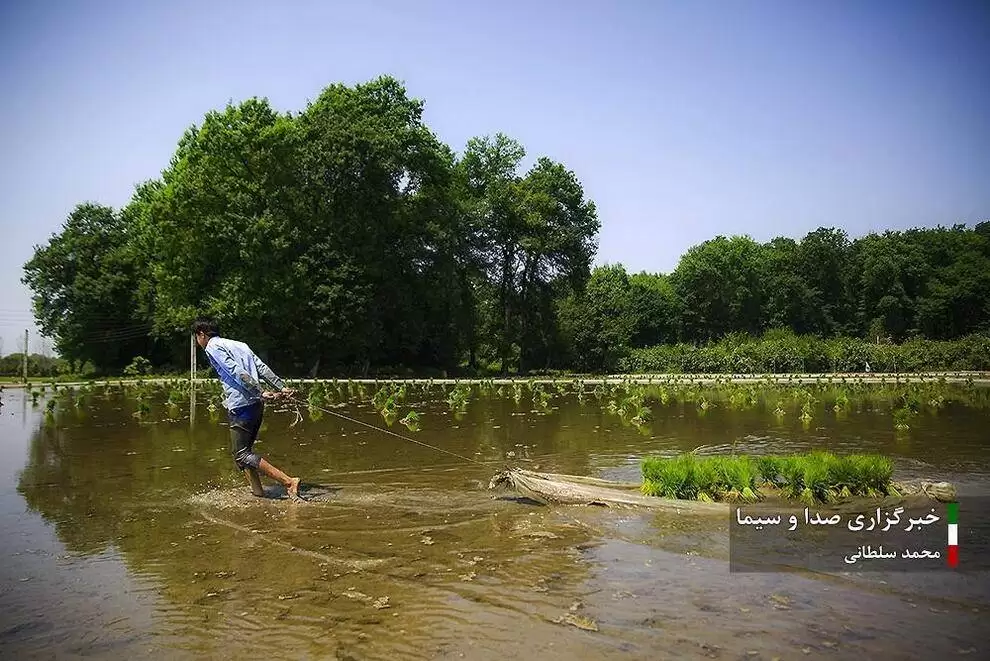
xmin=2 ymin=384 xmax=989 ymax=660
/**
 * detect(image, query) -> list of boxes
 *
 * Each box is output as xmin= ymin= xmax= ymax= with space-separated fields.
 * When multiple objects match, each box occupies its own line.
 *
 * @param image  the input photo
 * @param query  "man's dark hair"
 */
xmin=192 ymin=318 xmax=220 ymax=337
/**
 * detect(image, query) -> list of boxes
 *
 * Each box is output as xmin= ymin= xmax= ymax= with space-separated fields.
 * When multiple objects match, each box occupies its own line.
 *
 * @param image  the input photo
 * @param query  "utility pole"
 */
xmin=189 ymin=333 xmax=197 ymax=428
xmin=23 ymin=329 xmax=28 ymax=382
xmin=190 ymin=333 xmax=197 ymax=384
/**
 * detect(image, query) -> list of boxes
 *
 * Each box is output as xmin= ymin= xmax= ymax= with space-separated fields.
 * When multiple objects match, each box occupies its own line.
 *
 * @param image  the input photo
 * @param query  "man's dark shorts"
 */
xmin=228 ymin=401 xmax=264 ymax=471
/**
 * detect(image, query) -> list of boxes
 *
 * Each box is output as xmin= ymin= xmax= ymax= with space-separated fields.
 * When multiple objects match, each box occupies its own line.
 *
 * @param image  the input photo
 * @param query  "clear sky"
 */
xmin=1 ymin=0 xmax=988 ymax=356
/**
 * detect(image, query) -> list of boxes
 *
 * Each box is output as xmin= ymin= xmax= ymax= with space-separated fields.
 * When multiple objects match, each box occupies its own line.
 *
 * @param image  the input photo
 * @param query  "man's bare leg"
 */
xmin=245 ymin=467 xmax=265 ymax=497
xmin=257 ymin=458 xmax=302 ymax=500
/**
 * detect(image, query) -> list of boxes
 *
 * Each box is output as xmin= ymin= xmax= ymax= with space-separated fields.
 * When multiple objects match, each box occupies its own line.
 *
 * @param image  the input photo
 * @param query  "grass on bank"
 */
xmin=641 ymin=452 xmax=897 ymax=505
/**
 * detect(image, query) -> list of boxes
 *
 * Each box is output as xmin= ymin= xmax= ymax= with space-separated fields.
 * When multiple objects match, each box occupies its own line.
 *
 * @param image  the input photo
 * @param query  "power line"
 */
xmin=286 ymin=394 xmax=492 ymax=467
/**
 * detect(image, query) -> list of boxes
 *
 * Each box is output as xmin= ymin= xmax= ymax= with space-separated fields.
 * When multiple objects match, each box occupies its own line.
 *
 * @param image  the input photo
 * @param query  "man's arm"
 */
xmin=254 ymin=354 xmax=285 ymax=391
xmin=205 ymin=342 xmax=263 ymax=400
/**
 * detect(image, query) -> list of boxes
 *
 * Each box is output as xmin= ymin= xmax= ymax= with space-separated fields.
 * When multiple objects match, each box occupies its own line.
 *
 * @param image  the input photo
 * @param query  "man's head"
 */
xmin=192 ymin=318 xmax=220 ymax=349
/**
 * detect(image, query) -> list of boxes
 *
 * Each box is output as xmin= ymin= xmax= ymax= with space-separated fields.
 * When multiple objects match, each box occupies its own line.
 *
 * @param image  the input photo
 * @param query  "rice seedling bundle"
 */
xmin=641 ymin=451 xmax=897 ymax=504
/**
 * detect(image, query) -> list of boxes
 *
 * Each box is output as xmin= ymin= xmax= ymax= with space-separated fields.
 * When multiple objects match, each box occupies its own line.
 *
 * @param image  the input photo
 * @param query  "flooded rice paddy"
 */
xmin=2 ymin=379 xmax=989 ymax=660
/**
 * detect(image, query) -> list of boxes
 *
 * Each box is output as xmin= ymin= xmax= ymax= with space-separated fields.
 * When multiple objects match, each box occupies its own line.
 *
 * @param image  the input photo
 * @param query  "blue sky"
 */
xmin=1 ymin=0 xmax=988 ymax=355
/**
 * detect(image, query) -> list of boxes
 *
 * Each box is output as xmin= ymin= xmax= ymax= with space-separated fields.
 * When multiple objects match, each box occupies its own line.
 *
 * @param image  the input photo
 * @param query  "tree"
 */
xmin=760 ymin=237 xmax=815 ymax=334
xmin=671 ymin=235 xmax=765 ymax=342
xmin=558 ymin=264 xmax=633 ymax=372
xmin=515 ymin=157 xmax=599 ymax=371
xmin=460 ymin=133 xmax=527 ymax=373
xmin=797 ymin=227 xmax=854 ymax=336
xmin=461 ymin=135 xmax=598 ymax=373
xmin=292 ymin=76 xmax=465 ymax=372
xmin=627 ymin=272 xmax=682 ymax=346
xmin=138 ymin=97 xmax=301 ymax=363
xmin=22 ymin=203 xmax=152 ymax=372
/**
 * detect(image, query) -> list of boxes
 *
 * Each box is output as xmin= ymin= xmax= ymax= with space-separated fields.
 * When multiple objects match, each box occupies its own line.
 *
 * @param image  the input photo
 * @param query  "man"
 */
xmin=192 ymin=318 xmax=303 ymax=500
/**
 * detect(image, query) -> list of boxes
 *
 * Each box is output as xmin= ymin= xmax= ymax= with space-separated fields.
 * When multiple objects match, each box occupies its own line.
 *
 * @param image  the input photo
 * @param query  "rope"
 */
xmin=284 ymin=395 xmax=492 ymax=467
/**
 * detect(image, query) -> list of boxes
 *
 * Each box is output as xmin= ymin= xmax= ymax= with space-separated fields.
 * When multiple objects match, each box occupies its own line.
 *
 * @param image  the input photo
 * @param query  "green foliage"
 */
xmin=671 ymin=235 xmax=766 ymax=341
xmin=446 ymin=382 xmax=472 ymax=412
xmin=20 ymin=72 xmax=990 ymax=377
xmin=620 ymin=330 xmax=990 ymax=373
xmin=641 ymin=454 xmax=761 ymax=502
xmin=399 ymin=410 xmax=421 ymax=432
xmin=0 ymin=353 xmax=73 ymax=378
xmin=643 ymin=452 xmax=896 ymax=504
xmin=21 ymin=203 xmax=164 ymax=372
xmin=123 ymin=356 xmax=153 ymax=377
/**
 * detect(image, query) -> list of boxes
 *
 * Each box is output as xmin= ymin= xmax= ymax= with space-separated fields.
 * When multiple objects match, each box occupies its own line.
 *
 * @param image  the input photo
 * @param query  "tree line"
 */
xmin=21 ymin=76 xmax=990 ymax=376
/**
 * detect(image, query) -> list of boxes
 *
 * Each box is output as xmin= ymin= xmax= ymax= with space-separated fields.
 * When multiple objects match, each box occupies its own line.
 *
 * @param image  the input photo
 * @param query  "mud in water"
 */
xmin=2 ymin=385 xmax=989 ymax=659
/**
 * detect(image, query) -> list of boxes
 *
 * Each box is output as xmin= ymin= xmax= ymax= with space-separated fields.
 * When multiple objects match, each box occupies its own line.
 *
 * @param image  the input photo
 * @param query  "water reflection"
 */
xmin=9 ymin=385 xmax=990 ymax=659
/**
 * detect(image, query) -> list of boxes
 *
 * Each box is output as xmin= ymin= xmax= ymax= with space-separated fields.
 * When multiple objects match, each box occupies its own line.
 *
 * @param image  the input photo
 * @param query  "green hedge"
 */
xmin=618 ymin=333 xmax=990 ymax=373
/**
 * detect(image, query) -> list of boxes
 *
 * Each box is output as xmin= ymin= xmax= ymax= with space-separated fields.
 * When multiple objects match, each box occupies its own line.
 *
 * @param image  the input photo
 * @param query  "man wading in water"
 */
xmin=193 ymin=319 xmax=303 ymax=501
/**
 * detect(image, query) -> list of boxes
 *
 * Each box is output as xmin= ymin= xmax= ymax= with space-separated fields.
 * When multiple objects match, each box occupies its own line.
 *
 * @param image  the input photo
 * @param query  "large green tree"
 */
xmin=671 ymin=235 xmax=765 ymax=342
xmin=22 ymin=203 xmax=156 ymax=371
xmin=627 ymin=272 xmax=682 ymax=347
xmin=461 ymin=134 xmax=598 ymax=373
xmin=22 ymin=75 xmax=989 ymax=377
xmin=557 ymin=264 xmax=633 ymax=372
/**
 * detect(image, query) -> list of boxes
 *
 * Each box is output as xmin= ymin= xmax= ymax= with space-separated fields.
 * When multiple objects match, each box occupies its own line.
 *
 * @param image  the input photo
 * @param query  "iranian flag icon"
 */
xmin=947 ymin=502 xmax=958 ymax=568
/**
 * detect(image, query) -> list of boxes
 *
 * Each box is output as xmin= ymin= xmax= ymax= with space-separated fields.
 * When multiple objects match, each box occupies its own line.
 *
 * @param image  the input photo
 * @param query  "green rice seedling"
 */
xmin=308 ymin=383 xmax=327 ymax=408
xmin=755 ymin=455 xmax=782 ymax=487
xmin=778 ymin=456 xmax=805 ymax=500
xmin=630 ymin=405 xmax=651 ymax=427
xmin=642 ymin=455 xmax=697 ymax=499
xmin=717 ymin=455 xmax=761 ymax=502
xmin=167 ymin=387 xmax=186 ymax=408
xmin=827 ymin=454 xmax=858 ymax=499
xmin=854 ymin=454 xmax=893 ymax=497
xmin=692 ymin=458 xmax=721 ymax=501
xmin=399 ymin=410 xmax=421 ymax=432
xmin=728 ymin=388 xmax=748 ymax=411
xmin=798 ymin=453 xmax=831 ymax=505
xmin=843 ymin=454 xmax=874 ymax=496
xmin=447 ymin=383 xmax=471 ymax=412
xmin=132 ymin=399 xmax=151 ymax=420
xmin=371 ymin=386 xmax=391 ymax=412
xmin=892 ymin=406 xmax=913 ymax=430
xmin=657 ymin=387 xmax=670 ymax=406
xmin=640 ymin=451 xmax=902 ymax=504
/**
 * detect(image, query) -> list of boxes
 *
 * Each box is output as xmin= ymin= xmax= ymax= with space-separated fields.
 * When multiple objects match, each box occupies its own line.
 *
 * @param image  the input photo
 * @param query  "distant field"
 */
xmin=2 ymin=371 xmax=990 ymax=388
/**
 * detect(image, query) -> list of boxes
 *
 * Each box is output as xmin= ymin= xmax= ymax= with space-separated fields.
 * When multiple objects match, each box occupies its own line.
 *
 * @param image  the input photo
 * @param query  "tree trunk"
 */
xmin=501 ymin=296 xmax=510 ymax=375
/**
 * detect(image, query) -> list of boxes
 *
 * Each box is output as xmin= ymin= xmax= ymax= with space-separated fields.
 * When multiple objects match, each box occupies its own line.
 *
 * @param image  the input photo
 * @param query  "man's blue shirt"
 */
xmin=203 ymin=336 xmax=285 ymax=414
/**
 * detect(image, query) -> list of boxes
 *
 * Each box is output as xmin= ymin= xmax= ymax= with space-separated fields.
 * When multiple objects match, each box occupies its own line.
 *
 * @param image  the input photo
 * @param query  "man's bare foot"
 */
xmin=287 ymin=477 xmax=305 ymax=502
